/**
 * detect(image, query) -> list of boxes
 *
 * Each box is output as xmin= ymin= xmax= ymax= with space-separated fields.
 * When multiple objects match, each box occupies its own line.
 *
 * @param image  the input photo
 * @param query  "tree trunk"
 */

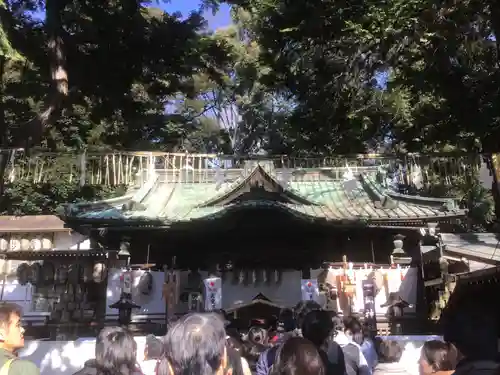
xmin=22 ymin=0 xmax=68 ymax=149
xmin=0 ymin=55 xmax=6 ymax=196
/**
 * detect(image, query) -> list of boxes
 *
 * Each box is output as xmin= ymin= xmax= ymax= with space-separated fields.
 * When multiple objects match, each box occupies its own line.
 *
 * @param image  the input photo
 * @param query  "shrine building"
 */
xmin=54 ymin=158 xmax=475 ymax=330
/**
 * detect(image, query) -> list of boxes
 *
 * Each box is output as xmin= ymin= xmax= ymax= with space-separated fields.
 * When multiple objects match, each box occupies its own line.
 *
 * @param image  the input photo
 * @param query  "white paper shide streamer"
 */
xmin=301 ymin=279 xmax=319 ymax=302
xmin=203 ymin=277 xmax=222 ymax=311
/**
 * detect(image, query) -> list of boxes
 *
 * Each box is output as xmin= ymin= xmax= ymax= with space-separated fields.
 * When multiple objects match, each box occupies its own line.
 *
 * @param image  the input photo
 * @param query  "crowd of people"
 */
xmin=0 ymin=301 xmax=498 ymax=375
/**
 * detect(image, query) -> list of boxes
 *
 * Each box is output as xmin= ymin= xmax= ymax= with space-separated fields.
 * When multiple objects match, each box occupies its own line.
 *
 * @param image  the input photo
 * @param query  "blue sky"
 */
xmin=31 ymin=1 xmax=233 ymax=30
xmin=161 ymin=1 xmax=232 ymax=30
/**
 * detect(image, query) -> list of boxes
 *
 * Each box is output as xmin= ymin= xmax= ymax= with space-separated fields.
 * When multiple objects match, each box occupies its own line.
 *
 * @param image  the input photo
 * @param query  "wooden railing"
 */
xmin=0 ymin=149 xmax=493 ymax=188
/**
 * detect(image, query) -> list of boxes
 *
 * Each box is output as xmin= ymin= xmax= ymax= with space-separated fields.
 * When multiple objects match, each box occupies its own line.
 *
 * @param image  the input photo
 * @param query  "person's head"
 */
xmin=0 ymin=303 xmax=24 ymax=352
xmin=278 ymin=308 xmax=295 ymax=332
xmin=442 ymin=305 xmax=498 ymax=360
xmin=270 ymin=337 xmax=325 ymax=375
xmin=329 ymin=312 xmax=343 ymax=333
xmin=294 ymin=301 xmax=321 ymax=329
xmin=163 ymin=312 xmax=227 ymax=375
xmin=343 ymin=316 xmax=363 ymax=345
xmin=301 ymin=310 xmax=333 ymax=348
xmin=419 ymin=341 xmax=457 ymax=375
xmin=145 ymin=334 xmax=163 ymax=361
xmin=377 ymin=340 xmax=403 ymax=364
xmin=248 ymin=326 xmax=268 ymax=345
xmin=95 ymin=326 xmax=137 ymax=375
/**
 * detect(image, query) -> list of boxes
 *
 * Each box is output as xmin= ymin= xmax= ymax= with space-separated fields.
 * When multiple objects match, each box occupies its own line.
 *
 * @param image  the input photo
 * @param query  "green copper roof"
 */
xmin=62 ymin=163 xmax=466 ymax=226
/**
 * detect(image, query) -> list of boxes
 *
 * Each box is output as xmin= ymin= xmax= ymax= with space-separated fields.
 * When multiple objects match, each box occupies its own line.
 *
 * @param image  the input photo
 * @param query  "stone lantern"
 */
xmin=391 ymin=234 xmax=411 ymax=265
xmin=109 ymin=245 xmax=140 ymax=326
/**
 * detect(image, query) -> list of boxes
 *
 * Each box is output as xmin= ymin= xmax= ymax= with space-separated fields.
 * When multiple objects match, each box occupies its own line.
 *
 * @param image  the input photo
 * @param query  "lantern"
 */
xmin=9 ymin=238 xmax=20 ymax=252
xmin=20 ymin=238 xmax=30 ymax=251
xmin=29 ymin=263 xmax=42 ymax=285
xmin=0 ymin=238 xmax=7 ymax=251
xmin=17 ymin=263 xmax=29 ymax=285
xmin=41 ymin=237 xmax=52 ymax=250
xmin=30 ymin=238 xmax=42 ymax=251
xmin=343 ymin=283 xmax=356 ymax=298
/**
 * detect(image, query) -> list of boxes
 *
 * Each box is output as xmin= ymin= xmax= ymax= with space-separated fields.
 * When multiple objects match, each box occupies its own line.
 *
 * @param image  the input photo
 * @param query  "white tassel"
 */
xmin=262 ymin=269 xmax=269 ymax=283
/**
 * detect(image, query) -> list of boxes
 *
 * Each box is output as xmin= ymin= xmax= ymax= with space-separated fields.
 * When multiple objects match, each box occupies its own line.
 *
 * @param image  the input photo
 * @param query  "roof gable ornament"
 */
xmin=199 ymin=164 xmax=316 ymax=207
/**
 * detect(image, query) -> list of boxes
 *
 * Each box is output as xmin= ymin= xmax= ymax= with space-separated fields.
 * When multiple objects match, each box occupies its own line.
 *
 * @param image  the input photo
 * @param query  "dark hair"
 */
xmin=0 ymin=303 xmax=22 ymax=326
xmin=162 ymin=312 xmax=226 ymax=375
xmin=294 ymin=301 xmax=321 ymax=329
xmin=95 ymin=326 xmax=138 ymax=375
xmin=278 ymin=308 xmax=295 ymax=332
xmin=421 ymin=341 xmax=457 ymax=372
xmin=344 ymin=316 xmax=363 ymax=346
xmin=145 ymin=334 xmax=163 ymax=360
xmin=377 ymin=340 xmax=403 ymax=363
xmin=301 ymin=310 xmax=334 ymax=348
xmin=270 ymin=337 xmax=325 ymax=375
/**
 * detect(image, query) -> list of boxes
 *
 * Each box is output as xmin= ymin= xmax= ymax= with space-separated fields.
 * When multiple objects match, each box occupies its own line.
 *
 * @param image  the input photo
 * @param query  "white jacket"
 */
xmin=333 ymin=332 xmax=372 ymax=375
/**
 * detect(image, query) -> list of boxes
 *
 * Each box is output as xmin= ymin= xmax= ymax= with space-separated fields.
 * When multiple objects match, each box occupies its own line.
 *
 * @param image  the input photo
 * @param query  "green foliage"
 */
xmin=0 ymin=180 xmax=126 ymax=215
xmin=0 ymin=0 xmax=234 ymax=151
xmin=420 ymin=174 xmax=496 ymax=232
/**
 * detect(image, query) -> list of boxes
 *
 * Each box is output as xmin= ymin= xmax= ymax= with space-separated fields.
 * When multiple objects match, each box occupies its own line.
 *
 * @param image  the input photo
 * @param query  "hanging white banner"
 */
xmin=301 ymin=279 xmax=319 ymax=302
xmin=121 ymin=270 xmax=133 ymax=294
xmin=203 ymin=277 xmax=222 ymax=311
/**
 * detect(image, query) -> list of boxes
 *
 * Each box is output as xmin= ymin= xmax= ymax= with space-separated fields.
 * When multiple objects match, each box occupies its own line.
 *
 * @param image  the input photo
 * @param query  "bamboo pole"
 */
xmin=105 ymin=156 xmax=110 ymax=186
xmin=118 ymin=154 xmax=122 ymax=185
xmin=112 ymin=154 xmax=117 ymax=185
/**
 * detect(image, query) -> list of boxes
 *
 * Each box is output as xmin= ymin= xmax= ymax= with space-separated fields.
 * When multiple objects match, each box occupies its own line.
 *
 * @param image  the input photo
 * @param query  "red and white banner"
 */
xmin=203 ymin=277 xmax=222 ymax=311
xmin=301 ymin=279 xmax=319 ymax=302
